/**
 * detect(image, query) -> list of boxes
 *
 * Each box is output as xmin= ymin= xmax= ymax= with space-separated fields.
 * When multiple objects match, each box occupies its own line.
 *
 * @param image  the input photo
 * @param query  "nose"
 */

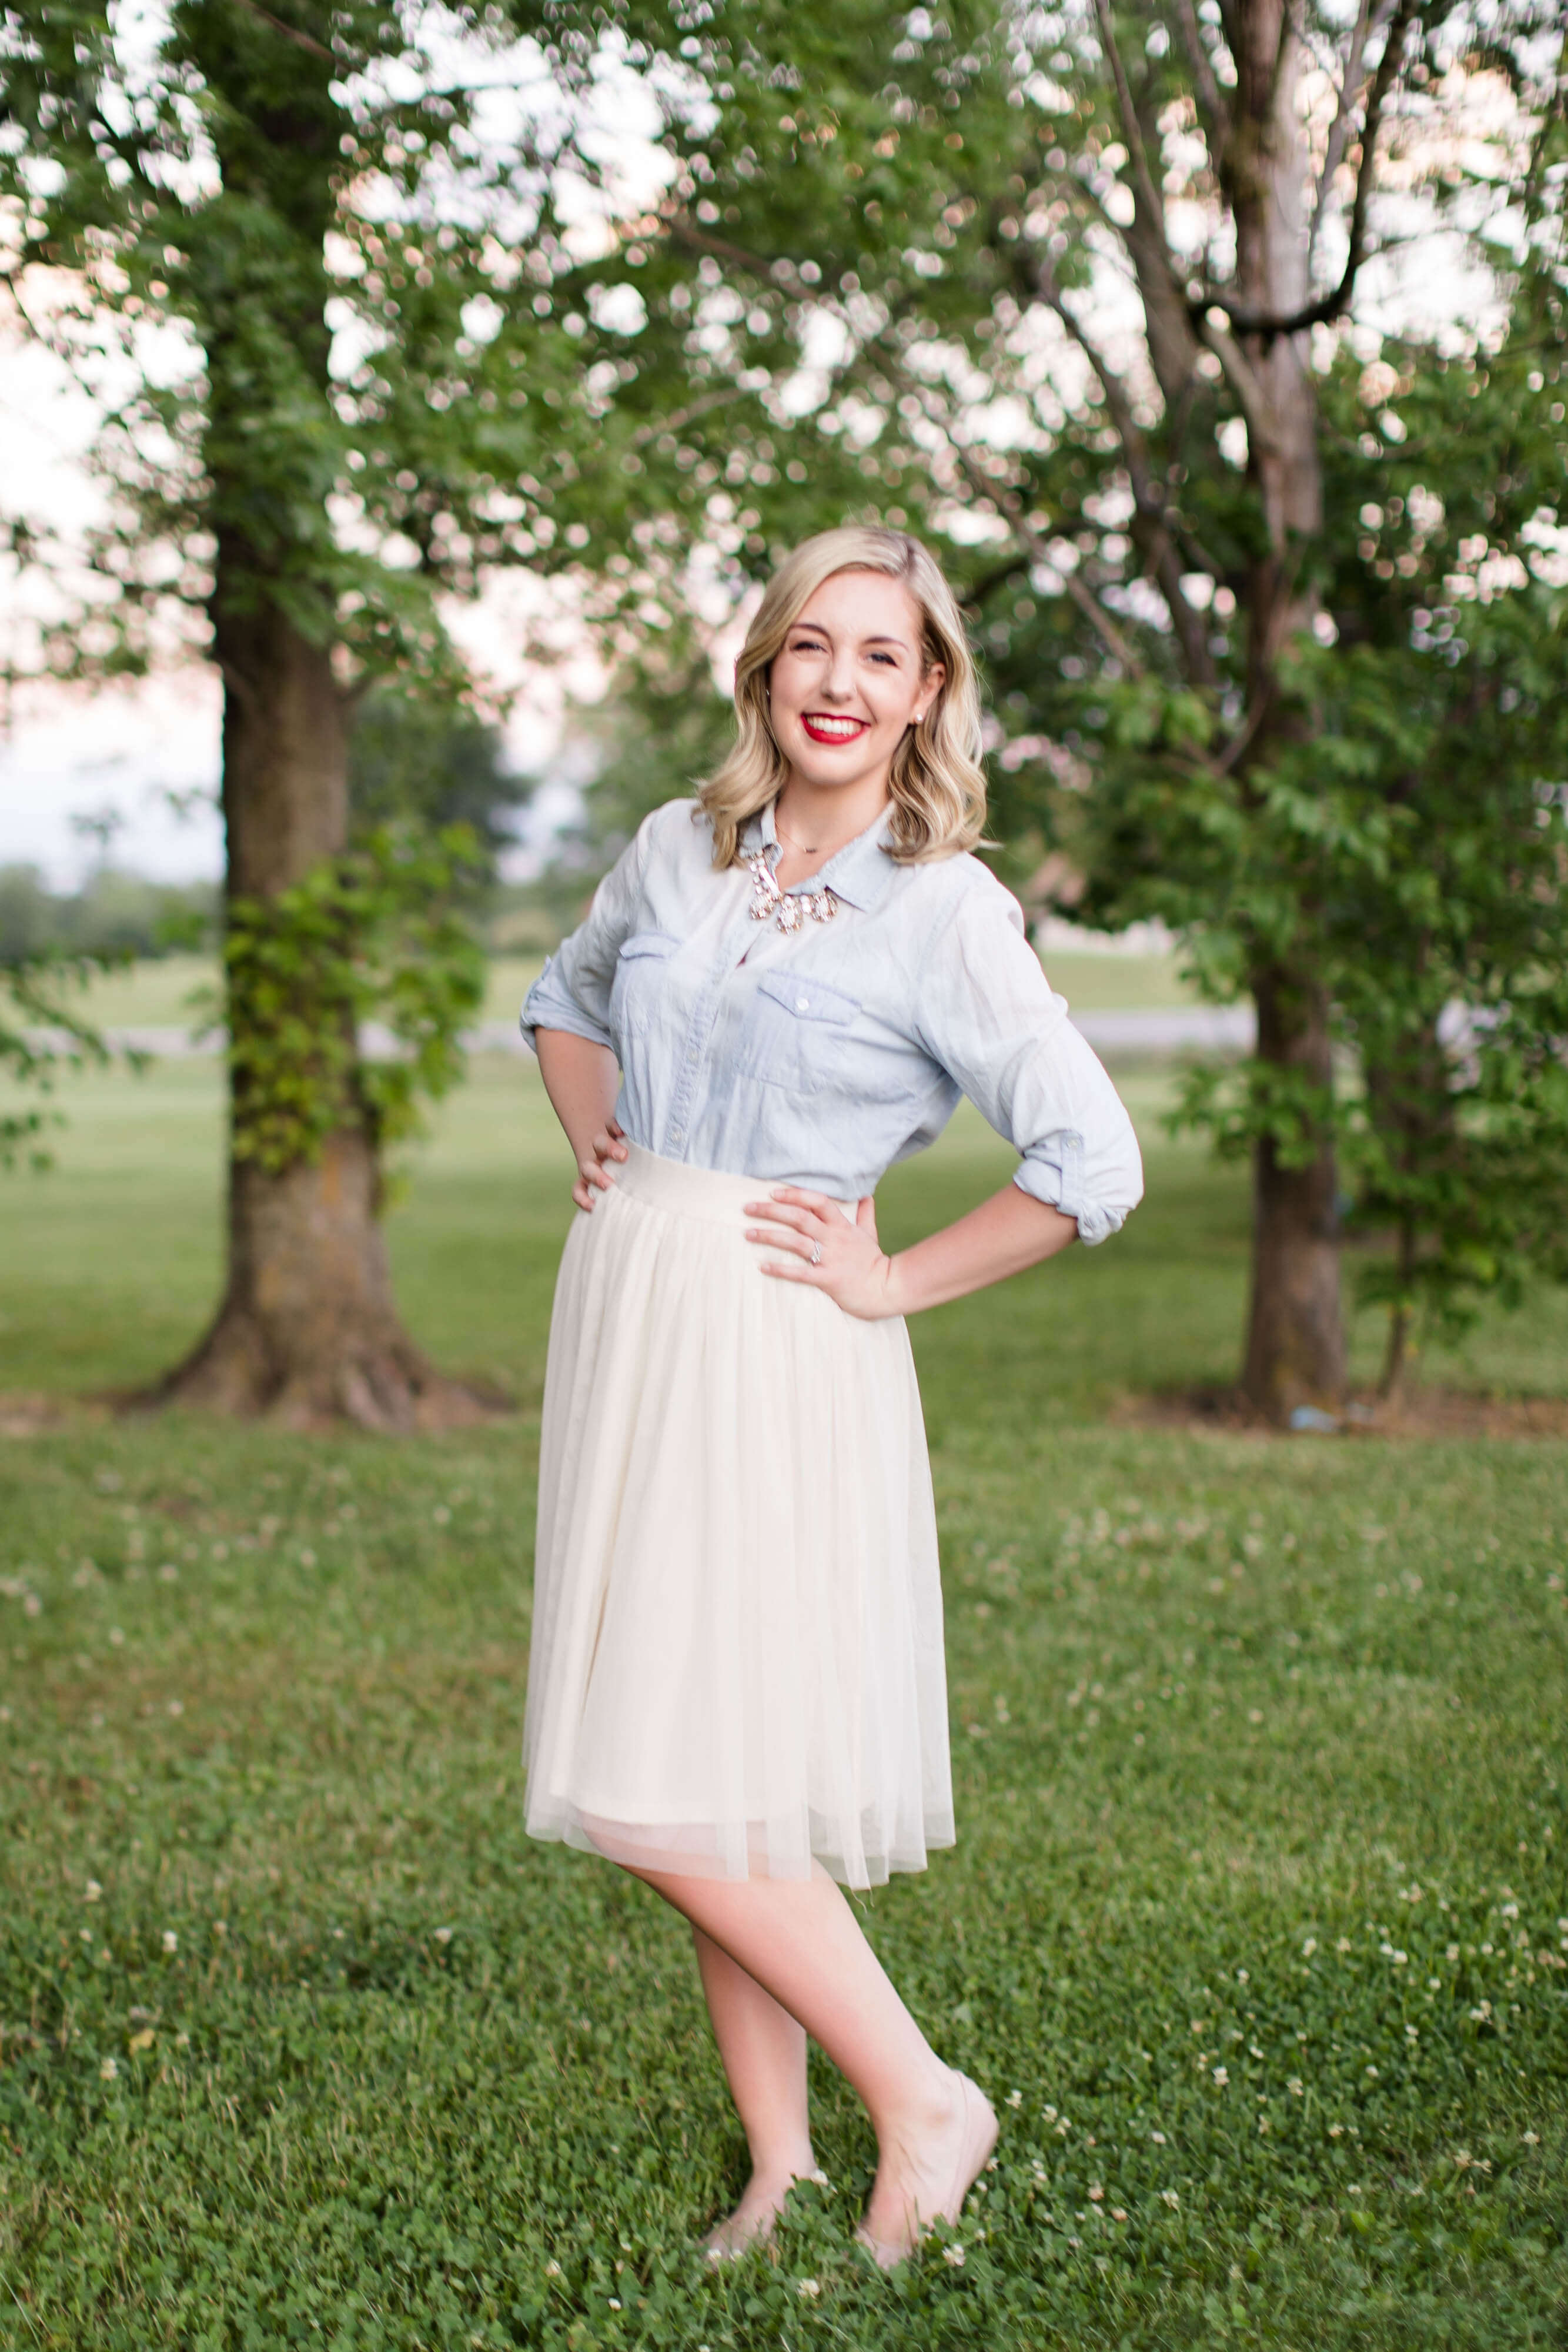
xmin=821 ymin=644 xmax=858 ymax=704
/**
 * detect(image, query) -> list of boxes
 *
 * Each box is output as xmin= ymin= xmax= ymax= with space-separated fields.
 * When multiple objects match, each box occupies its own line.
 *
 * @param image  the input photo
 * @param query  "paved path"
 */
xmin=38 ymin=1004 xmax=1259 ymax=1061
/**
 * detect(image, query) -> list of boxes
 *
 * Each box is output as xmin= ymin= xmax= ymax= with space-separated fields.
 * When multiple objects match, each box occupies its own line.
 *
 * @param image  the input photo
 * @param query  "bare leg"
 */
xmin=627 ymin=1859 xmax=996 ymax=2260
xmin=691 ymin=1927 xmax=817 ymax=2256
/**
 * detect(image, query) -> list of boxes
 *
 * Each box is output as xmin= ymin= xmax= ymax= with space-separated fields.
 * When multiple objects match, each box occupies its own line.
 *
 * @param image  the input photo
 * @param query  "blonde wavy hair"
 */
xmin=699 ymin=527 xmax=987 ymax=868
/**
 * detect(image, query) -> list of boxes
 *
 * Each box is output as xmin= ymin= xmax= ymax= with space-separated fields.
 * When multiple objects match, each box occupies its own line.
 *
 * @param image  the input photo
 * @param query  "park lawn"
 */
xmin=1 ymin=1061 xmax=1567 ymax=2349
xmin=56 ymin=943 xmax=1197 ymax=1039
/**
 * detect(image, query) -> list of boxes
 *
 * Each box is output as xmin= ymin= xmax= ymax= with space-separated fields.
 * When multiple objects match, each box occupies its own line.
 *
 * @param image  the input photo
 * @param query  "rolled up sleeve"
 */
xmin=915 ymin=886 xmax=1145 ymax=1244
xmin=518 ymin=818 xmax=654 ymax=1058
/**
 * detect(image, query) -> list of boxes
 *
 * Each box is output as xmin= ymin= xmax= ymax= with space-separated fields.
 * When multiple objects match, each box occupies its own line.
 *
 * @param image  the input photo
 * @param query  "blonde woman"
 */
xmin=520 ymin=527 xmax=1143 ymax=2265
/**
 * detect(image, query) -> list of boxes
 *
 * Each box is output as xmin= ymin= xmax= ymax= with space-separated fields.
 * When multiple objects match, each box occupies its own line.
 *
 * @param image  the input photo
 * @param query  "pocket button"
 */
xmin=795 ymin=995 xmax=810 ymax=1012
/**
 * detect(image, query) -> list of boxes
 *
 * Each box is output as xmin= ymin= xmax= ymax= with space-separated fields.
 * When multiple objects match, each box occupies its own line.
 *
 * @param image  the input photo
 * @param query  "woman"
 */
xmin=520 ymin=526 xmax=1143 ymax=2266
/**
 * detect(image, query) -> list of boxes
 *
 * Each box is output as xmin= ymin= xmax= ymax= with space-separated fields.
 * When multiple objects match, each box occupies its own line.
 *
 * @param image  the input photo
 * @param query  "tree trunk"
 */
xmin=1230 ymin=0 xmax=1346 ymax=1419
xmin=144 ymin=580 xmax=500 ymax=1431
xmin=1242 ymin=966 xmax=1346 ymax=1421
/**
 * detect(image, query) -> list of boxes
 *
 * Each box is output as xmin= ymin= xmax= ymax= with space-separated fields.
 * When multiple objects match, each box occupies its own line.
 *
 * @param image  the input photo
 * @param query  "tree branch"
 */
xmin=229 ymin=0 xmax=335 ymax=63
xmin=1089 ymin=0 xmax=1172 ymax=257
xmin=1030 ymin=255 xmax=1212 ymax=679
xmin=934 ymin=414 xmax=1145 ymax=675
xmin=1171 ymin=0 xmax=1226 ymax=146
xmin=1199 ymin=0 xmax=1417 ymax=338
xmin=1307 ymin=0 xmax=1393 ymax=275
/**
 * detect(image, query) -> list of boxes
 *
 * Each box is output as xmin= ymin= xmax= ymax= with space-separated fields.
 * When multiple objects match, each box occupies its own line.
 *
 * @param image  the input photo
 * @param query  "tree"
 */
xmin=594 ymin=0 xmax=1564 ymax=1420
xmin=1311 ymin=319 xmax=1568 ymax=1396
xmin=0 ymin=1 xmax=728 ymax=1424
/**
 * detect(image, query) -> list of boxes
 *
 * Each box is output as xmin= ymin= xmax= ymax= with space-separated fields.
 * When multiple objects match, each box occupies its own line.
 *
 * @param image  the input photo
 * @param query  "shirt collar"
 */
xmin=747 ymin=798 xmax=899 ymax=914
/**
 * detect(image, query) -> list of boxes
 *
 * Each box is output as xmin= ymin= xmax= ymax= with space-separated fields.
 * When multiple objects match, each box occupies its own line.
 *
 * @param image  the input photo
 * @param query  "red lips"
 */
xmin=800 ymin=714 xmax=870 ymax=745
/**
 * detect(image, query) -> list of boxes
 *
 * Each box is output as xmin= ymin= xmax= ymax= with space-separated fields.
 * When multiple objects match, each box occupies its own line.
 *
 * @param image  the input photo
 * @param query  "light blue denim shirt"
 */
xmin=520 ymin=798 xmax=1144 ymax=1243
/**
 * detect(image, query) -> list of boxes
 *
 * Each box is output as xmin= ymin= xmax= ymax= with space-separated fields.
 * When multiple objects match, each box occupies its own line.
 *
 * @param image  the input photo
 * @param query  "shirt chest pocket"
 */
xmin=739 ymin=969 xmax=861 ymax=1095
xmin=609 ymin=930 xmax=678 ymax=1041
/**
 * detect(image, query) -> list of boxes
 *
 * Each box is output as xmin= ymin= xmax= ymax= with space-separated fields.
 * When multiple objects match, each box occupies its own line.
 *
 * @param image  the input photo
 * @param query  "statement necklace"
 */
xmin=745 ymin=849 xmax=838 ymax=934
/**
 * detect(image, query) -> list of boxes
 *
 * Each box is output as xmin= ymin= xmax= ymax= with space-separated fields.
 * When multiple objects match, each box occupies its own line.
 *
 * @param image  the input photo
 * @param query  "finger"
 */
xmin=581 ymin=1160 xmax=616 ymax=1190
xmin=742 ymin=1201 xmax=818 ymax=1235
xmin=767 ymin=1185 xmax=836 ymax=1215
xmin=760 ymin=1258 xmax=818 ymax=1281
xmin=596 ymin=1130 xmax=629 ymax=1161
xmin=855 ymin=1195 xmax=877 ymax=1231
xmin=607 ymin=1117 xmax=626 ymax=1139
xmin=747 ymin=1224 xmax=818 ymax=1258
xmin=572 ymin=1182 xmax=595 ymax=1212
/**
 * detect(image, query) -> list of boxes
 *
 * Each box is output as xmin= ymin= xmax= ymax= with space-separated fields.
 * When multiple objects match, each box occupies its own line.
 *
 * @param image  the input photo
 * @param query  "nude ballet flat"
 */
xmin=855 ymin=2071 xmax=999 ymax=2270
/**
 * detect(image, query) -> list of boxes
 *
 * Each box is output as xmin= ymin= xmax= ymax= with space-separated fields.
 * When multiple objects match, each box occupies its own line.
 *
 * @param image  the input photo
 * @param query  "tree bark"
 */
xmin=143 ymin=576 xmax=501 ymax=1431
xmin=1229 ymin=0 xmax=1346 ymax=1418
xmin=1241 ymin=966 xmax=1346 ymax=1420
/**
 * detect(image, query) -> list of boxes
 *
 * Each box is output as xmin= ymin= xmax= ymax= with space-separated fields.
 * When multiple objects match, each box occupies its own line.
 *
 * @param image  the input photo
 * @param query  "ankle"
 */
xmin=748 ymin=2142 xmax=817 ymax=2187
xmin=874 ymin=2060 xmax=958 ymax=2147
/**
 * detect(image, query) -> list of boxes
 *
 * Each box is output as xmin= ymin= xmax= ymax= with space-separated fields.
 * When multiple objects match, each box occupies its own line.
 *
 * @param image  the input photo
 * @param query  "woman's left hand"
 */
xmin=743 ymin=1187 xmax=902 ymax=1321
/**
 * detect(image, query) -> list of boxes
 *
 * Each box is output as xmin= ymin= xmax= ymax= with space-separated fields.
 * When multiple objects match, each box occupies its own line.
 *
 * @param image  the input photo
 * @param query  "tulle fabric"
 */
xmin=523 ymin=1144 xmax=954 ymax=1889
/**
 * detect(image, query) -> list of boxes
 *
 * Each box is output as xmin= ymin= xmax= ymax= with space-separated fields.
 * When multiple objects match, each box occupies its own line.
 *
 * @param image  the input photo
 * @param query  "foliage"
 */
xmin=0 ymin=947 xmax=145 ymax=1171
xmin=0 ymin=866 xmax=219 ymax=963
xmin=558 ymin=624 xmax=741 ymax=871
xmin=347 ymin=692 xmax=529 ymax=889
xmin=2 ymin=1089 xmax=1566 ymax=2346
xmin=212 ymin=824 xmax=487 ymax=1178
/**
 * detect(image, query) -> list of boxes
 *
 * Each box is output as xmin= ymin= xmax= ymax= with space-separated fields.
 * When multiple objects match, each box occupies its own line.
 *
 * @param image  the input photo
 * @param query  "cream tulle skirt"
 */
xmin=523 ymin=1143 xmax=954 ymax=1890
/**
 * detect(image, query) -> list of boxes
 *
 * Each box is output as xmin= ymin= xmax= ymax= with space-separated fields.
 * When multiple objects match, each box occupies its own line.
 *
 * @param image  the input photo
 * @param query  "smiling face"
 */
xmin=765 ymin=569 xmax=944 ymax=804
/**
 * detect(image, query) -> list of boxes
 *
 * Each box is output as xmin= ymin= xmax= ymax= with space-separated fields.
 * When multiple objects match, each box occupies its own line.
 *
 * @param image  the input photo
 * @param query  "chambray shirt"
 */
xmin=520 ymin=799 xmax=1144 ymax=1244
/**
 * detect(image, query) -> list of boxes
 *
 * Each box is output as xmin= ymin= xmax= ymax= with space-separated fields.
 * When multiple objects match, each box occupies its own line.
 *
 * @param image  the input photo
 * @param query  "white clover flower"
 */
xmin=162 ymin=1930 xmax=178 ymax=1955
xmin=1161 ymin=2190 xmax=1179 ymax=2207
xmin=99 ymin=2056 xmax=118 ymax=2081
xmin=544 ymin=2261 xmax=561 ymax=2278
xmin=1302 ymin=1937 xmax=1318 ymax=1956
xmin=1288 ymin=2078 xmax=1303 ymax=2096
xmin=1111 ymin=2207 xmax=1126 ymax=2222
xmin=942 ymin=2244 xmax=965 ymax=2267
xmin=434 ymin=1926 xmax=454 ymax=1945
xmin=1211 ymin=2066 xmax=1229 ymax=2087
xmin=1151 ymin=2130 xmax=1166 ymax=2144
xmin=796 ymin=2278 xmax=821 ymax=2300
xmin=1006 ymin=2089 xmax=1023 ymax=2108
xmin=1088 ymin=2184 xmax=1104 ymax=2202
xmin=84 ymin=1880 xmax=102 ymax=1904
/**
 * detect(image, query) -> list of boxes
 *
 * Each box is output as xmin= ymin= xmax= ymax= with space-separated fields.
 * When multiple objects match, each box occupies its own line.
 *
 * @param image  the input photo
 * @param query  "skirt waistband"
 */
xmin=614 ymin=1142 xmax=853 ymax=1230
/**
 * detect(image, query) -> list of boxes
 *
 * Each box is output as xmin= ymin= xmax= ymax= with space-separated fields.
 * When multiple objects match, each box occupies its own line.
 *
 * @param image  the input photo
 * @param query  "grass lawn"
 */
xmin=57 ymin=944 xmax=1198 ymax=1038
xmin=1 ymin=1055 xmax=1566 ymax=2349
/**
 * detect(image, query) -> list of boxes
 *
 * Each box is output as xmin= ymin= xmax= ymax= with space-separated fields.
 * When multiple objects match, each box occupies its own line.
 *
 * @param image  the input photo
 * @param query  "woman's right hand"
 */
xmin=572 ymin=1117 xmax=628 ymax=1212
xmin=535 ymin=1031 xmax=628 ymax=1214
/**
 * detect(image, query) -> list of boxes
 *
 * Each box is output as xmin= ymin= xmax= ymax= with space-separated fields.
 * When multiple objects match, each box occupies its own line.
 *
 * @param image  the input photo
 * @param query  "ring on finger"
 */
xmin=810 ymin=1241 xmax=823 ymax=1267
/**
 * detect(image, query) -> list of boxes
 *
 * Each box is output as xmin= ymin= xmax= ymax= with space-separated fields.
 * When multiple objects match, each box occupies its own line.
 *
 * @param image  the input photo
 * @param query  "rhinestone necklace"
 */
xmin=745 ymin=849 xmax=838 ymax=934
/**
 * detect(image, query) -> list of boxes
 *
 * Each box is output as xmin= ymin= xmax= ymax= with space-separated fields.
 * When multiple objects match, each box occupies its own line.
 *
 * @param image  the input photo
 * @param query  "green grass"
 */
xmin=1 ymin=1060 xmax=1566 ymax=2349
xmin=56 ymin=946 xmax=1195 ymax=1037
